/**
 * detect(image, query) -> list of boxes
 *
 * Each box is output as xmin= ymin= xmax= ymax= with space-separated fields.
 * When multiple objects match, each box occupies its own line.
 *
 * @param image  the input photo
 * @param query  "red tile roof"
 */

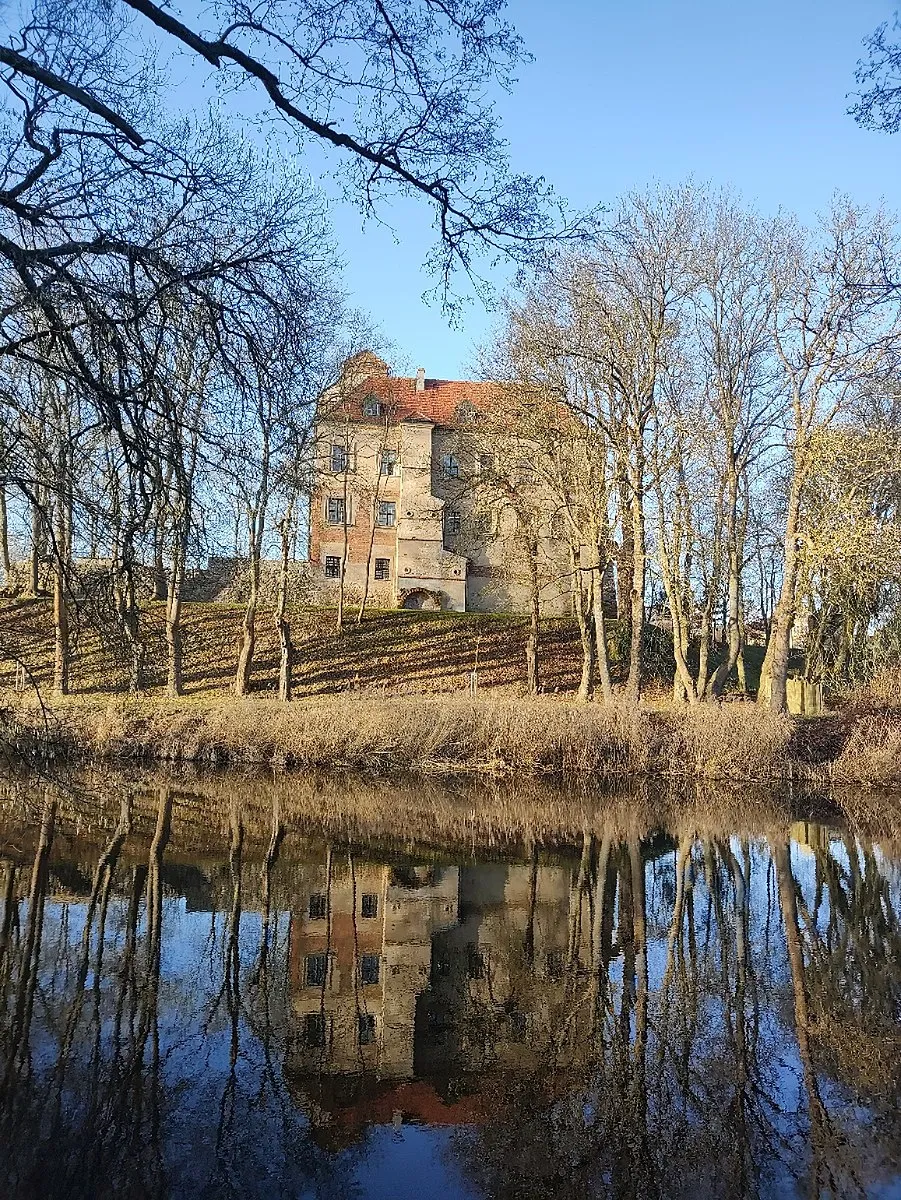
xmin=324 ymin=358 xmax=498 ymax=428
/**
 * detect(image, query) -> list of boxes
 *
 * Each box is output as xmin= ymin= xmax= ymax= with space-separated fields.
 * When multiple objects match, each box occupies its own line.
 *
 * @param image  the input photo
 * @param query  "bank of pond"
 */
xmin=4 ymin=692 xmax=901 ymax=788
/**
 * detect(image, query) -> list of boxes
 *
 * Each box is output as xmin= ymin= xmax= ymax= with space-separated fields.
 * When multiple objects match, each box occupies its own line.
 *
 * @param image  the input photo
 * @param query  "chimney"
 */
xmin=415 ymin=367 xmax=425 ymax=392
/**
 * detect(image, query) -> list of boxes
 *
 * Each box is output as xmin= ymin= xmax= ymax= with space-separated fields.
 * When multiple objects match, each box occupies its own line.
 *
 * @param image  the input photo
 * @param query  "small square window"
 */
xmin=326 ymin=496 xmax=345 ymax=525
xmin=445 ymin=509 xmax=461 ymax=537
xmin=361 ymin=893 xmax=379 ymax=919
xmin=374 ymin=558 xmax=390 ymax=581
xmin=360 ymin=954 xmax=380 ymax=985
xmin=358 ymin=1012 xmax=376 ymax=1045
xmin=305 ymin=953 xmax=328 ymax=988
xmin=380 ymin=450 xmax=397 ymax=476
xmin=304 ymin=1012 xmax=326 ymax=1047
xmin=330 ymin=443 xmax=348 ymax=473
xmin=440 ymin=453 xmax=460 ymax=479
xmin=308 ymin=893 xmax=327 ymax=920
xmin=376 ymin=501 xmax=396 ymax=527
xmin=324 ymin=555 xmax=341 ymax=579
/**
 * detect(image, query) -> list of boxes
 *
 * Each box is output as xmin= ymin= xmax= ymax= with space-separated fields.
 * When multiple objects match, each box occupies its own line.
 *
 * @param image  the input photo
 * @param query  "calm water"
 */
xmin=0 ymin=771 xmax=899 ymax=1199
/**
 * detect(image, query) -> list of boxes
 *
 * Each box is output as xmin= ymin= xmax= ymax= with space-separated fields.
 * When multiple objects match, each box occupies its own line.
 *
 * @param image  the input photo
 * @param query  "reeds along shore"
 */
xmin=3 ymin=692 xmax=900 ymax=789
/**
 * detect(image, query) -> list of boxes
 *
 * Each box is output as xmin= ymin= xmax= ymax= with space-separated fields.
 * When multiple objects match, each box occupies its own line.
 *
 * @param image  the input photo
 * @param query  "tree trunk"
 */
xmin=525 ymin=538 xmax=540 ymax=694
xmin=710 ymin=468 xmax=744 ymax=698
xmin=616 ymin=480 xmax=633 ymax=621
xmin=760 ymin=472 xmax=803 ymax=712
xmin=52 ymin=464 xmax=71 ymax=696
xmin=572 ymin=546 xmax=594 ymax=702
xmin=275 ymin=517 xmax=294 ymax=701
xmin=626 ymin=484 xmax=645 ymax=700
xmin=118 ymin=569 xmax=146 ymax=695
xmin=235 ymin=507 xmax=263 ymax=697
xmin=29 ymin=498 xmax=42 ymax=595
xmin=235 ymin=572 xmax=258 ymax=697
xmin=0 ymin=485 xmax=11 ymax=586
xmin=165 ymin=551 xmax=184 ymax=698
xmin=53 ymin=553 xmax=69 ymax=696
xmin=591 ymin=553 xmax=613 ymax=702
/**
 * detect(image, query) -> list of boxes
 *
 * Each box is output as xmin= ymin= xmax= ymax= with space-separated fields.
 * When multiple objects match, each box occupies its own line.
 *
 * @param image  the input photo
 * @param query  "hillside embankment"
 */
xmin=1 ymin=597 xmax=899 ymax=788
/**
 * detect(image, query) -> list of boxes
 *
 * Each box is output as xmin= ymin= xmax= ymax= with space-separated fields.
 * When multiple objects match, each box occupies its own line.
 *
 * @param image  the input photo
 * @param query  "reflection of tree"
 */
xmin=0 ymin=785 xmax=362 ymax=1199
xmin=1 ymin=783 xmax=901 ymax=1199
xmin=451 ymin=826 xmax=901 ymax=1200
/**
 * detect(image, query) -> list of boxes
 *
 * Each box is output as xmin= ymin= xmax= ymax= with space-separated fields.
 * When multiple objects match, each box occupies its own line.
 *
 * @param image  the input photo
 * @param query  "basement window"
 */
xmin=326 ymin=496 xmax=346 ymax=525
xmin=374 ymin=558 xmax=390 ymax=580
xmin=360 ymin=954 xmax=381 ymax=985
xmin=308 ymin=893 xmax=327 ymax=920
xmin=361 ymin=893 xmax=379 ymax=919
xmin=376 ymin=501 xmax=396 ymax=527
xmin=324 ymin=556 xmax=341 ymax=579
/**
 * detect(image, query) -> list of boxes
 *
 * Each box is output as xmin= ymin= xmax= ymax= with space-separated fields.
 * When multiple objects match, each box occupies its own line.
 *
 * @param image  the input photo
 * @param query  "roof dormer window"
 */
xmin=362 ymin=393 xmax=382 ymax=418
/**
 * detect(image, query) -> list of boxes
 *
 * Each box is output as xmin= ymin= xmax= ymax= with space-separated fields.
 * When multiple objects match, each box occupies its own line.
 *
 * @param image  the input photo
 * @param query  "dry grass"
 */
xmin=3 ymin=594 xmax=900 ymax=788
xmin=8 ymin=693 xmax=662 ymax=779
xmin=830 ymin=714 xmax=901 ymax=789
xmin=0 ymin=690 xmax=831 ymax=786
xmin=667 ymin=701 xmax=795 ymax=781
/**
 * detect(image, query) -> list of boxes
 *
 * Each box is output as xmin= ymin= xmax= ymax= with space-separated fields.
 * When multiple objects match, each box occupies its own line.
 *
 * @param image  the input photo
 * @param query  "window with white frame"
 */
xmin=362 ymin=394 xmax=382 ymax=417
xmin=374 ymin=558 xmax=390 ymax=580
xmin=326 ymin=496 xmax=345 ymax=525
xmin=324 ymin=556 xmax=341 ymax=579
xmin=376 ymin=500 xmax=396 ymax=527
xmin=445 ymin=509 xmax=462 ymax=537
xmin=330 ymin=442 xmax=348 ymax=473
xmin=380 ymin=449 xmax=397 ymax=476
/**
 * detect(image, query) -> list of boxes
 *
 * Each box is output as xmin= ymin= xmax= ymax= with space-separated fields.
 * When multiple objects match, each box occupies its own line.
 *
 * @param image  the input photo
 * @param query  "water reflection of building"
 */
xmin=285 ymin=853 xmax=594 ymax=1138
xmin=289 ymin=857 xmax=460 ymax=1079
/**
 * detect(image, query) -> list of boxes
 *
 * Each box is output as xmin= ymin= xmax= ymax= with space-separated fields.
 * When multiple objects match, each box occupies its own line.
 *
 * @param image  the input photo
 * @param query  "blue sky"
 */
xmin=329 ymin=0 xmax=900 ymax=379
xmin=157 ymin=1 xmax=900 ymax=380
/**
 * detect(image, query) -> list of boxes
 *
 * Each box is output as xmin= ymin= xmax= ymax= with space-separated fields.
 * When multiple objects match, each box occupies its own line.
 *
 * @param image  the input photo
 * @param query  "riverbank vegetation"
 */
xmin=3 ymin=598 xmax=901 ymax=787
xmin=5 ymin=684 xmax=901 ymax=789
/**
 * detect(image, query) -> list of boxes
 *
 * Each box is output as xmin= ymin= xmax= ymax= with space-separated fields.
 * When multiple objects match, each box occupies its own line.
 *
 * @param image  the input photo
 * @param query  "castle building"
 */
xmin=309 ymin=352 xmax=573 ymax=614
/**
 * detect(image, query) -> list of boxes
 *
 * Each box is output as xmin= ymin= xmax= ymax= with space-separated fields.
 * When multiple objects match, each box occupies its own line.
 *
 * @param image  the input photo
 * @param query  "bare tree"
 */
xmin=759 ymin=201 xmax=901 ymax=711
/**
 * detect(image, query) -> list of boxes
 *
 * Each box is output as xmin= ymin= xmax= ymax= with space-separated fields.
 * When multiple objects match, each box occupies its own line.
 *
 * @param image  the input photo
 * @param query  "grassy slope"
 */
xmin=0 ymin=597 xmax=592 ymax=698
xmin=4 ymin=598 xmax=901 ymax=788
